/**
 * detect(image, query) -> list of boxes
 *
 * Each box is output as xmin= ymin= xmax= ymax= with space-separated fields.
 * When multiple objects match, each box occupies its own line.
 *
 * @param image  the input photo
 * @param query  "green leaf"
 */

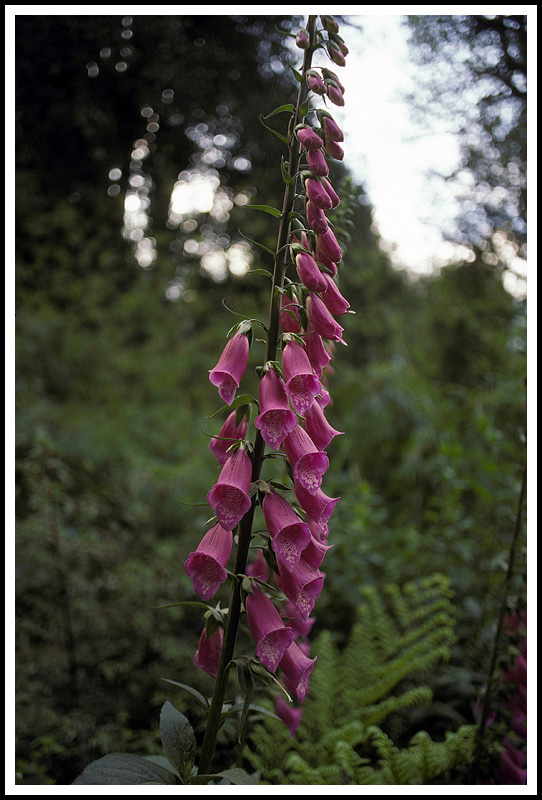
xmin=142 ymin=755 xmax=180 ymax=778
xmin=236 ymin=660 xmax=256 ymax=744
xmin=244 ymin=204 xmax=282 ymax=218
xmin=72 ymin=753 xmax=177 ymax=785
xmin=208 ymin=393 xmax=258 ymax=419
xmin=160 ymin=701 xmax=197 ymax=777
xmin=217 ymin=768 xmax=259 ymax=785
xmin=259 ymin=114 xmax=290 ymax=144
xmin=298 ymin=98 xmax=310 ymax=119
xmin=281 ymin=157 xmax=293 ymax=186
xmin=248 ymin=268 xmax=274 ymax=279
xmin=161 ymin=679 xmax=210 ymax=709
xmin=153 ymin=600 xmax=210 ymax=610
xmin=262 ymin=103 xmax=295 ymax=118
xmin=288 ymin=61 xmax=303 ymax=83
xmin=238 ymin=228 xmax=276 ymax=257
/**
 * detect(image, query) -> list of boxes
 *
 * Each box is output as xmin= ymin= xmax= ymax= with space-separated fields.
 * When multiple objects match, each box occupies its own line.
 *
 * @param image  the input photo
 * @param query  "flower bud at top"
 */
xmin=322 ymin=68 xmax=346 ymax=95
xmin=328 ymin=41 xmax=346 ymax=67
xmin=295 ymin=125 xmax=324 ymax=151
xmin=329 ymin=32 xmax=349 ymax=57
xmin=320 ymin=15 xmax=339 ymax=34
xmin=296 ymin=28 xmax=310 ymax=49
xmin=305 ymin=176 xmax=333 ymax=209
xmin=324 ymin=137 xmax=344 ymax=161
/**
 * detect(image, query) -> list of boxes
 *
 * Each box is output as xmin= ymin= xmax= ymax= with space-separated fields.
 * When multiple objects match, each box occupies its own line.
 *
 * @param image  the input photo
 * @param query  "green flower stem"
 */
xmin=197 ymin=16 xmax=317 ymax=777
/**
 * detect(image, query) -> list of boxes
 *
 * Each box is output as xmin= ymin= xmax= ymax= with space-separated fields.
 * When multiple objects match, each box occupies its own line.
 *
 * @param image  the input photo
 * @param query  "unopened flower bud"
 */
xmin=325 ymin=81 xmax=344 ymax=107
xmin=324 ymin=138 xmax=344 ymax=161
xmin=322 ymin=68 xmax=346 ymax=94
xmin=306 ymin=149 xmax=329 ymax=177
xmin=328 ymin=41 xmax=346 ymax=67
xmin=306 ymin=69 xmax=326 ymax=96
xmin=321 ymin=177 xmax=340 ymax=208
xmin=296 ymin=125 xmax=324 ymax=151
xmin=317 ymin=109 xmax=344 ymax=142
xmin=305 ymin=177 xmax=333 ymax=209
xmin=320 ymin=15 xmax=339 ymax=34
xmin=296 ymin=28 xmax=310 ymax=49
xmin=329 ymin=32 xmax=349 ymax=57
xmin=306 ymin=201 xmax=329 ymax=235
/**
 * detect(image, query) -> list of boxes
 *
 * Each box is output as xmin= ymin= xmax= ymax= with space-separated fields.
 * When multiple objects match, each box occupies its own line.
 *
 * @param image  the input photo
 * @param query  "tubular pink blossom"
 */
xmin=276 ymin=558 xmax=325 ymax=621
xmin=316 ymin=227 xmax=342 ymax=264
xmin=282 ymin=599 xmax=316 ymax=640
xmin=254 ymin=368 xmax=299 ymax=450
xmin=320 ymin=177 xmax=340 ymax=208
xmin=306 ymin=149 xmax=329 ymax=177
xmin=306 ymin=293 xmax=345 ymax=343
xmin=324 ymin=137 xmax=344 ymax=161
xmin=296 ymin=125 xmax=324 ymax=151
xmin=283 ymin=425 xmax=329 ymax=495
xmin=305 ymin=177 xmax=333 ymax=209
xmin=294 ymin=481 xmax=340 ymax=537
xmin=262 ymin=489 xmax=312 ymax=572
xmin=302 ymin=532 xmax=333 ymax=569
xmin=246 ymin=586 xmax=294 ymax=673
xmin=303 ymin=400 xmax=343 ymax=450
xmin=209 ymin=332 xmax=250 ymax=406
xmin=246 ymin=548 xmax=270 ymax=582
xmin=319 ymin=272 xmax=351 ymax=316
xmin=295 ymin=251 xmax=327 ymax=293
xmin=306 ymin=201 xmax=329 ymax=235
xmin=274 ymin=695 xmax=303 ymax=737
xmin=209 ymin=411 xmax=249 ymax=465
xmin=303 ymin=325 xmax=332 ymax=378
xmin=207 ymin=447 xmax=252 ymax=530
xmin=194 ymin=625 xmax=224 ymax=679
xmin=282 ymin=340 xmax=322 ymax=415
xmin=184 ymin=523 xmax=232 ymax=601
xmin=279 ymin=641 xmax=317 ymax=703
xmin=280 ymin=292 xmax=301 ymax=334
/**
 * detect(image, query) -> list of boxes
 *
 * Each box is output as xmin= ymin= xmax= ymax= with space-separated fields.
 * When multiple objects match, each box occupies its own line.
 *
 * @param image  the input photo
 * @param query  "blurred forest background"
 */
xmin=14 ymin=14 xmax=527 ymax=785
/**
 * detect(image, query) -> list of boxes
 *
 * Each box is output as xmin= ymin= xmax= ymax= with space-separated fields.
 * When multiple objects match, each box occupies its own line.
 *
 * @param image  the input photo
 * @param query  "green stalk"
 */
xmin=197 ymin=16 xmax=317 ymax=777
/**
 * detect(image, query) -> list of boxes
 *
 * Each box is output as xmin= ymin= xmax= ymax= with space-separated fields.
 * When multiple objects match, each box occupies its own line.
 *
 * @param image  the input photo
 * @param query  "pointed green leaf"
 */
xmin=259 ymin=114 xmax=290 ymax=144
xmin=262 ymin=103 xmax=295 ymax=119
xmin=72 ymin=753 xmax=177 ymax=785
xmin=288 ymin=61 xmax=303 ymax=83
xmin=281 ymin=157 xmax=294 ymax=186
xmin=160 ymin=701 xmax=197 ymax=777
xmin=160 ymin=679 xmax=210 ymax=709
xmin=244 ymin=204 xmax=282 ymax=218
xmin=207 ymin=394 xmax=258 ymax=419
xmin=238 ymin=228 xmax=276 ymax=257
xmin=248 ymin=268 xmax=274 ymax=279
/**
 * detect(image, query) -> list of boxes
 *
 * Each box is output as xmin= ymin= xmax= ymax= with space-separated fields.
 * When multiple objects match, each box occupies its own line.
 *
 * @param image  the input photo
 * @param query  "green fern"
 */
xmin=246 ymin=573 xmax=477 ymax=784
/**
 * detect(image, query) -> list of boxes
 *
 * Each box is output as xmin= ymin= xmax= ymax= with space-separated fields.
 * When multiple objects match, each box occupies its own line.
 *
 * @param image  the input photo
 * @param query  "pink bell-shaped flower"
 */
xmin=282 ymin=340 xmax=321 ymax=415
xmin=306 ymin=149 xmax=329 ymax=177
xmin=295 ymin=251 xmax=327 ymax=294
xmin=279 ymin=640 xmax=317 ymax=703
xmin=254 ymin=368 xmax=299 ymax=450
xmin=246 ymin=586 xmax=294 ymax=673
xmin=274 ymin=695 xmax=303 ymax=737
xmin=282 ymin=598 xmax=316 ymax=640
xmin=262 ymin=489 xmax=312 ymax=572
xmin=294 ymin=481 xmax=340 ymax=538
xmin=207 ymin=447 xmax=252 ymax=530
xmin=306 ymin=201 xmax=329 ymax=235
xmin=246 ymin=547 xmax=270 ymax=582
xmin=321 ymin=177 xmax=340 ymax=208
xmin=280 ymin=292 xmax=301 ymax=334
xmin=305 ymin=177 xmax=333 ymax=209
xmin=276 ymin=558 xmax=325 ymax=621
xmin=193 ymin=625 xmax=223 ymax=679
xmin=316 ymin=227 xmax=342 ymax=264
xmin=209 ymin=411 xmax=249 ymax=465
xmin=301 ymin=531 xmax=333 ymax=569
xmin=209 ymin=332 xmax=250 ymax=406
xmin=306 ymin=293 xmax=345 ymax=343
xmin=303 ymin=324 xmax=332 ymax=378
xmin=184 ymin=523 xmax=232 ymax=601
xmin=283 ymin=425 xmax=329 ymax=495
xmin=319 ymin=272 xmax=351 ymax=316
